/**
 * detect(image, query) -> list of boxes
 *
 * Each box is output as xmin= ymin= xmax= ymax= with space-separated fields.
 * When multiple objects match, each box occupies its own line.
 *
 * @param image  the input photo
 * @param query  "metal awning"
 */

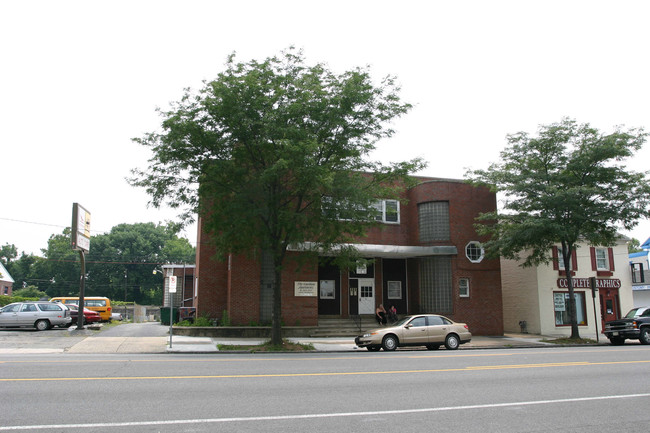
xmin=288 ymin=242 xmax=457 ymax=258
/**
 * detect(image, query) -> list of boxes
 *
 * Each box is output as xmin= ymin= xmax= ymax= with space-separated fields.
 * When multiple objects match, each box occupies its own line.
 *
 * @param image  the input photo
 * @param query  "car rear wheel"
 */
xmin=35 ymin=319 xmax=50 ymax=331
xmin=382 ymin=335 xmax=398 ymax=351
xmin=444 ymin=334 xmax=460 ymax=350
xmin=639 ymin=328 xmax=650 ymax=345
xmin=609 ymin=336 xmax=625 ymax=346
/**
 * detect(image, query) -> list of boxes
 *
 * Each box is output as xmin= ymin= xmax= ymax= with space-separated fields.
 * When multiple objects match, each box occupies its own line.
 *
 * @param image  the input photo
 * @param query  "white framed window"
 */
xmin=595 ymin=248 xmax=609 ymax=270
xmin=356 ymin=264 xmax=367 ymax=275
xmin=387 ymin=281 xmax=402 ymax=299
xmin=459 ymin=278 xmax=470 ymax=297
xmin=373 ymin=199 xmax=400 ymax=224
xmin=465 ymin=241 xmax=484 ymax=263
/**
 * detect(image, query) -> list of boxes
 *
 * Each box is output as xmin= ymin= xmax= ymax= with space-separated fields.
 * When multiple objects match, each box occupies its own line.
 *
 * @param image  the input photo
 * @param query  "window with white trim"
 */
xmin=595 ymin=248 xmax=609 ymax=270
xmin=465 ymin=241 xmax=484 ymax=263
xmin=459 ymin=278 xmax=470 ymax=297
xmin=373 ymin=199 xmax=400 ymax=224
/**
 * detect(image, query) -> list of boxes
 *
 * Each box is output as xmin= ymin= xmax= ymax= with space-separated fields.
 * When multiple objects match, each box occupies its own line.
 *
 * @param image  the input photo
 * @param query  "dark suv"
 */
xmin=604 ymin=307 xmax=650 ymax=345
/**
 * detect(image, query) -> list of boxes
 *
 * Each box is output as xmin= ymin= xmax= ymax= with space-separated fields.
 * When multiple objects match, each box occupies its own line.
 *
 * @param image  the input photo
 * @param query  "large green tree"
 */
xmin=8 ymin=223 xmax=194 ymax=304
xmin=130 ymin=48 xmax=424 ymax=344
xmin=468 ymin=118 xmax=650 ymax=339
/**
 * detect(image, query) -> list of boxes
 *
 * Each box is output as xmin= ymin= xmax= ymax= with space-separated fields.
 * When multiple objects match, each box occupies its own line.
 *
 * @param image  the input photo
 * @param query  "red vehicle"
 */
xmin=64 ymin=304 xmax=101 ymax=326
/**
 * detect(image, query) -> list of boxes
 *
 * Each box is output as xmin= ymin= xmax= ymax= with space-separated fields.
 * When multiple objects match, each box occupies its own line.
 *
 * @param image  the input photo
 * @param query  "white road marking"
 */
xmin=1 ymin=393 xmax=648 ymax=431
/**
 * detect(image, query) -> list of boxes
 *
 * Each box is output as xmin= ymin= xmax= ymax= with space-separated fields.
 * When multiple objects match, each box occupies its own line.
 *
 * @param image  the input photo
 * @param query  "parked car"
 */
xmin=0 ymin=301 xmax=72 ymax=331
xmin=604 ymin=306 xmax=650 ymax=345
xmin=63 ymin=304 xmax=102 ymax=326
xmin=111 ymin=312 xmax=123 ymax=321
xmin=355 ymin=314 xmax=472 ymax=351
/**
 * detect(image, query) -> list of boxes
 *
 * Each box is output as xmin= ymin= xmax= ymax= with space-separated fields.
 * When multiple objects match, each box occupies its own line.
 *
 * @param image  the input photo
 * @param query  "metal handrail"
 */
xmin=352 ymin=314 xmax=362 ymax=332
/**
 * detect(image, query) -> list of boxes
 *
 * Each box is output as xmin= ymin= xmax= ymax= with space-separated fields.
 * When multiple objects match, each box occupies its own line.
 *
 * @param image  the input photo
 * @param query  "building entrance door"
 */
xmin=600 ymin=288 xmax=620 ymax=332
xmin=358 ymin=279 xmax=375 ymax=314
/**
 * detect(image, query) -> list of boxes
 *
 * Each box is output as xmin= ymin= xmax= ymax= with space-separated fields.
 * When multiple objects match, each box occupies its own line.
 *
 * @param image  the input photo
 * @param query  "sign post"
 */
xmin=168 ymin=275 xmax=177 ymax=348
xmin=71 ymin=203 xmax=91 ymax=329
xmin=590 ymin=277 xmax=599 ymax=343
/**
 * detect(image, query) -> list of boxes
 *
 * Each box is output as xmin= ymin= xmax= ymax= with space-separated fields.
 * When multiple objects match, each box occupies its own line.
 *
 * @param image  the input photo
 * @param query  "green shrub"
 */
xmin=0 ymin=296 xmax=40 ymax=307
xmin=220 ymin=310 xmax=231 ymax=326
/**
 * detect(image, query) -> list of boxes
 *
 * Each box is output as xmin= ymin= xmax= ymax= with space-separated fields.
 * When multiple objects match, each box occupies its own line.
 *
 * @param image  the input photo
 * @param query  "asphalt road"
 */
xmin=1 ymin=345 xmax=649 ymax=432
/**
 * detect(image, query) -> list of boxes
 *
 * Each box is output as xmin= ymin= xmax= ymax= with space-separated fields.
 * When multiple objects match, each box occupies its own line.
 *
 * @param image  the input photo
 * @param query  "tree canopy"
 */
xmin=130 ymin=48 xmax=425 ymax=343
xmin=468 ymin=118 xmax=650 ymax=338
xmin=5 ymin=223 xmax=195 ymax=304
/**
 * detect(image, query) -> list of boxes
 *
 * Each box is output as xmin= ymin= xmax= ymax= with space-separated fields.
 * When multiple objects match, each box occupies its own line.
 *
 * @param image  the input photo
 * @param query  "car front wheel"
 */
xmin=445 ymin=334 xmax=460 ymax=350
xmin=35 ymin=319 xmax=50 ymax=331
xmin=609 ymin=336 xmax=625 ymax=346
xmin=639 ymin=328 xmax=650 ymax=345
xmin=382 ymin=335 xmax=398 ymax=351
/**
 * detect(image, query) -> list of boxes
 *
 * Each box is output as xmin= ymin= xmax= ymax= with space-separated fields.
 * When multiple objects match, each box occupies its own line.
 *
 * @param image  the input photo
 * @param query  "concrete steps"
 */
xmin=310 ymin=316 xmax=380 ymax=337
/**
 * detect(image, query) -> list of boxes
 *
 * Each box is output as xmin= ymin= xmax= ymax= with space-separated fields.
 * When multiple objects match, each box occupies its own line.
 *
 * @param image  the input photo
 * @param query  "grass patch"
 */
xmin=218 ymin=339 xmax=315 ymax=352
xmin=541 ymin=337 xmax=597 ymax=345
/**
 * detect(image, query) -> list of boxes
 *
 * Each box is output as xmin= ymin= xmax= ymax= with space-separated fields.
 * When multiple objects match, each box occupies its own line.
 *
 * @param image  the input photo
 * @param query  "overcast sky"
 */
xmin=2 ymin=0 xmax=649 ymax=256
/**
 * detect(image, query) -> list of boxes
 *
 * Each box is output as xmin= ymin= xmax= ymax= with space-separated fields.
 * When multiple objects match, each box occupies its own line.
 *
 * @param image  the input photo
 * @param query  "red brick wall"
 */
xmin=195 ymin=177 xmax=504 ymax=335
xmin=194 ymin=217 xmax=229 ymax=320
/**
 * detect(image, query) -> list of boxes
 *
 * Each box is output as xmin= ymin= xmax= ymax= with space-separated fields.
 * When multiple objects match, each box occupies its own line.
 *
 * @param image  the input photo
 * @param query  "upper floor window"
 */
xmin=373 ymin=199 xmax=400 ymax=224
xmin=552 ymin=246 xmax=577 ymax=272
xmin=418 ymin=201 xmax=450 ymax=242
xmin=595 ymin=248 xmax=609 ymax=270
xmin=323 ymin=197 xmax=399 ymax=223
xmin=465 ymin=241 xmax=484 ymax=263
xmin=590 ymin=247 xmax=615 ymax=275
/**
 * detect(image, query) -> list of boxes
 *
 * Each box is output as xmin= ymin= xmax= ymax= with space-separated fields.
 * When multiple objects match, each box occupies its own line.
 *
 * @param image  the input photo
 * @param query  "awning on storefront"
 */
xmin=288 ymin=242 xmax=457 ymax=258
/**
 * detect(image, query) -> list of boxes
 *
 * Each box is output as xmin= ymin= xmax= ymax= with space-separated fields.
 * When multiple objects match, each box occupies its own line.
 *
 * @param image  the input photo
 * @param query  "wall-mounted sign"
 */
xmin=295 ymin=281 xmax=317 ymax=297
xmin=557 ymin=278 xmax=621 ymax=289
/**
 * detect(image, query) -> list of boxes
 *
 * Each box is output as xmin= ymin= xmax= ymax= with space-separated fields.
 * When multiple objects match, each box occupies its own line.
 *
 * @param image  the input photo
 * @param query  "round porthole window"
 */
xmin=465 ymin=241 xmax=484 ymax=263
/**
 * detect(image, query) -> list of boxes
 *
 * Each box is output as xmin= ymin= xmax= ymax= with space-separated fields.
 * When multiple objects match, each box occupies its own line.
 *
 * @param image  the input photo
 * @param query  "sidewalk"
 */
xmin=0 ymin=331 xmax=563 ymax=355
xmin=65 ymin=332 xmax=555 ymax=354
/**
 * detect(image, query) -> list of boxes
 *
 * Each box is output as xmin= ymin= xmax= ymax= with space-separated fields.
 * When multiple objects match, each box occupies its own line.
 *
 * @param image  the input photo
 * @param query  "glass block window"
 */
xmin=418 ymin=201 xmax=450 ymax=242
xmin=419 ymin=256 xmax=453 ymax=313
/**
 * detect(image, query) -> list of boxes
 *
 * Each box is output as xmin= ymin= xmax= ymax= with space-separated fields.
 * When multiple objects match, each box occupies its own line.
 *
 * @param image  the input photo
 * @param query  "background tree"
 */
xmin=0 ymin=243 xmax=18 ymax=265
xmin=628 ymin=238 xmax=642 ymax=254
xmin=468 ymin=118 xmax=650 ymax=339
xmin=6 ymin=223 xmax=194 ymax=304
xmin=130 ymin=48 xmax=425 ymax=344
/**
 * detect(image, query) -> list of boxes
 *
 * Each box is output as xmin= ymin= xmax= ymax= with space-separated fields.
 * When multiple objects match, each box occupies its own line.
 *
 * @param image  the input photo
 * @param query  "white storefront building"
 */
xmin=501 ymin=238 xmax=633 ymax=339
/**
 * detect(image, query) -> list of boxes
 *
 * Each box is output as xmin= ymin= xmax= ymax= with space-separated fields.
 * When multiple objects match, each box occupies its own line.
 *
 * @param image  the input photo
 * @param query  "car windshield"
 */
xmin=624 ymin=308 xmax=645 ymax=319
xmin=392 ymin=317 xmax=412 ymax=327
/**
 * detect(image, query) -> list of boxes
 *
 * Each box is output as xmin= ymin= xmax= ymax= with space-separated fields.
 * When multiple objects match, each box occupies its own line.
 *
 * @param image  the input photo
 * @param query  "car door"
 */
xmin=426 ymin=315 xmax=448 ymax=344
xmin=400 ymin=316 xmax=429 ymax=345
xmin=17 ymin=303 xmax=40 ymax=326
xmin=0 ymin=303 xmax=21 ymax=326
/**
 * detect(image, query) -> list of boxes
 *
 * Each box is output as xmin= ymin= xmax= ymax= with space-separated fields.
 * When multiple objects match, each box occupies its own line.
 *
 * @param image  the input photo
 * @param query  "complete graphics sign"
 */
xmin=557 ymin=278 xmax=621 ymax=289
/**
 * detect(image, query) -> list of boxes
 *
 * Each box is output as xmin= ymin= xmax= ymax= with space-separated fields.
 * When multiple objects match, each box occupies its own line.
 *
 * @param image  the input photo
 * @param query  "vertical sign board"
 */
xmin=71 ymin=203 xmax=91 ymax=252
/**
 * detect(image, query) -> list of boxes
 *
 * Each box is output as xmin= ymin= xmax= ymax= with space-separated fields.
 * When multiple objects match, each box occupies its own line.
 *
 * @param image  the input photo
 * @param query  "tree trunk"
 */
xmin=270 ymin=257 xmax=283 ymax=346
xmin=562 ymin=243 xmax=581 ymax=339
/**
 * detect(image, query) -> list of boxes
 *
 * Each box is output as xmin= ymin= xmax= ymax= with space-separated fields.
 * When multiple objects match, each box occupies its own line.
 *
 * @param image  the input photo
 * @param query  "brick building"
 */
xmin=0 ymin=262 xmax=14 ymax=296
xmin=193 ymin=176 xmax=504 ymax=335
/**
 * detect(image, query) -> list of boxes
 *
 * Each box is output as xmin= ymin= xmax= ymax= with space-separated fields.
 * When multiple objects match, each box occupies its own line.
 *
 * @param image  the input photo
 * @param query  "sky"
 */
xmin=2 ymin=0 xmax=650 ymax=256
